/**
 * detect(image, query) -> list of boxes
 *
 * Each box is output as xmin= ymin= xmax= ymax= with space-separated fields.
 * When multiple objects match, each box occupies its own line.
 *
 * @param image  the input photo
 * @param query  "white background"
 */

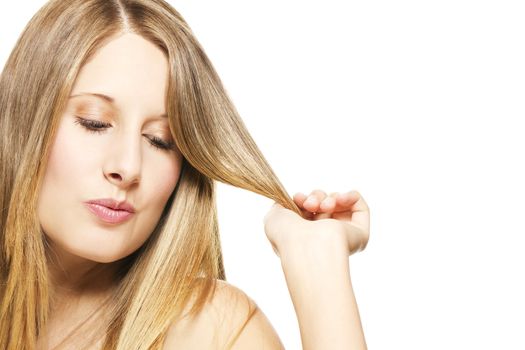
xmin=2 ymin=1 xmax=525 ymax=349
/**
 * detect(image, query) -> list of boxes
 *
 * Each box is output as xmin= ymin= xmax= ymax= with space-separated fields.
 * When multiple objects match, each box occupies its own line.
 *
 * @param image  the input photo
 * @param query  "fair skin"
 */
xmin=164 ymin=190 xmax=369 ymax=349
xmin=36 ymin=32 xmax=183 ymax=348
xmin=36 ymin=32 xmax=369 ymax=349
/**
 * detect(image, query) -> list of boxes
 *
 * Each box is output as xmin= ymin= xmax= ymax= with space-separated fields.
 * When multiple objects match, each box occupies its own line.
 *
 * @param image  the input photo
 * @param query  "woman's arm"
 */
xmin=264 ymin=189 xmax=370 ymax=350
xmin=280 ymin=233 xmax=366 ymax=350
xmin=164 ymin=190 xmax=368 ymax=349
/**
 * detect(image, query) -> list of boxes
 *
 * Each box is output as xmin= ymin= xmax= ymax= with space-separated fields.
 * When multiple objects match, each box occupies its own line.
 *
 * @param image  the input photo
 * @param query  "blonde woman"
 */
xmin=0 ymin=0 xmax=370 ymax=349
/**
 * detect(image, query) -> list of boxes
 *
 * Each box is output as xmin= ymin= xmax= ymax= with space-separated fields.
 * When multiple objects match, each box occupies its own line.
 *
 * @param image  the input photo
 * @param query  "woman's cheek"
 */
xmin=146 ymin=153 xmax=182 ymax=202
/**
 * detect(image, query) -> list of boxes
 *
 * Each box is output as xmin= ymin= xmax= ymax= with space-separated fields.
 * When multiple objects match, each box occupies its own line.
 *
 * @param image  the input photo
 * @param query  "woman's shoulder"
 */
xmin=162 ymin=279 xmax=284 ymax=349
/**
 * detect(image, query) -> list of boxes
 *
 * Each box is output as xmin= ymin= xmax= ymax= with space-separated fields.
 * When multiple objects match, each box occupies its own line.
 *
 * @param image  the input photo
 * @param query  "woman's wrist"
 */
xmin=278 ymin=221 xmax=348 ymax=266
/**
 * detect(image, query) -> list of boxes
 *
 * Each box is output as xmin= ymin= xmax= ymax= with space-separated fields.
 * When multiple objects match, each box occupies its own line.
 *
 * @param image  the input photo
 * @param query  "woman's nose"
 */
xmin=103 ymin=132 xmax=142 ymax=189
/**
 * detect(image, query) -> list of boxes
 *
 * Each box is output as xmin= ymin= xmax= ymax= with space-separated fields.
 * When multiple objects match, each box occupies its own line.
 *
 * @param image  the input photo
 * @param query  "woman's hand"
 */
xmin=263 ymin=189 xmax=370 ymax=349
xmin=263 ymin=189 xmax=370 ymax=259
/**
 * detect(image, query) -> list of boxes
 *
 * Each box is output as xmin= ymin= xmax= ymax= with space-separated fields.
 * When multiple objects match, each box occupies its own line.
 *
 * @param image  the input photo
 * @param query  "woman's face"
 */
xmin=37 ymin=33 xmax=183 ymax=264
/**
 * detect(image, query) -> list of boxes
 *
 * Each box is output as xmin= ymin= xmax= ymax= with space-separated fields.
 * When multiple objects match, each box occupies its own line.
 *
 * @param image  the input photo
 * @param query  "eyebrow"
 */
xmin=69 ymin=92 xmax=167 ymax=118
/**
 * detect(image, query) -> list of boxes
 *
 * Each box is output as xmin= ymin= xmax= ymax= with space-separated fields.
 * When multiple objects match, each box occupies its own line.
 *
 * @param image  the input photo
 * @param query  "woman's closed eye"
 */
xmin=74 ymin=116 xmax=176 ymax=151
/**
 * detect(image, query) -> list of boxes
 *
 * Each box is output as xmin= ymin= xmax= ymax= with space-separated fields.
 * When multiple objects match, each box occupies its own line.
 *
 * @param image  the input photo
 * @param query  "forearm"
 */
xmin=280 ymin=236 xmax=367 ymax=350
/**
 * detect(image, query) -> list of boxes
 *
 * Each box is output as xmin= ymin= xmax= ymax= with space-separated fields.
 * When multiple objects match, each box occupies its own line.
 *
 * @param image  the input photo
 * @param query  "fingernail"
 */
xmin=304 ymin=196 xmax=316 ymax=205
xmin=323 ymin=197 xmax=335 ymax=206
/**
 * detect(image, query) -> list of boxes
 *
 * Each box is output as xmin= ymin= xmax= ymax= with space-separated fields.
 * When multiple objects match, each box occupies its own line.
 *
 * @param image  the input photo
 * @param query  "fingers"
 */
xmin=292 ymin=192 xmax=308 ymax=207
xmin=294 ymin=189 xmax=348 ymax=213
xmin=334 ymin=191 xmax=360 ymax=211
xmin=342 ymin=190 xmax=370 ymax=234
xmin=293 ymin=189 xmax=337 ymax=220
xmin=290 ymin=189 xmax=370 ymax=257
xmin=299 ymin=189 xmax=328 ymax=212
xmin=292 ymin=192 xmax=315 ymax=219
xmin=293 ymin=189 xmax=369 ymax=224
xmin=320 ymin=195 xmax=337 ymax=212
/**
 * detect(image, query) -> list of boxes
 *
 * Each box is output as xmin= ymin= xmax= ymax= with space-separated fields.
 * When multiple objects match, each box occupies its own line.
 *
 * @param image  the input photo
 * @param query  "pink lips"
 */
xmin=84 ymin=198 xmax=135 ymax=224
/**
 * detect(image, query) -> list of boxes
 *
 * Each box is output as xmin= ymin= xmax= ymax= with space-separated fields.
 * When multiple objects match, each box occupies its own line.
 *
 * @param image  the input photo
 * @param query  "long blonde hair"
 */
xmin=0 ymin=0 xmax=300 ymax=349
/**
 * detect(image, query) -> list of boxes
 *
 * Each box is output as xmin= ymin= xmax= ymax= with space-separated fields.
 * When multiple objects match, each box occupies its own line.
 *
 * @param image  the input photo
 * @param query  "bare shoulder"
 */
xmin=162 ymin=279 xmax=284 ymax=349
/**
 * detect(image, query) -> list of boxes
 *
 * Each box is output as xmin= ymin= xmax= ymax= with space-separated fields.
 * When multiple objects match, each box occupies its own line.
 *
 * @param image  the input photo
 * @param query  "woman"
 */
xmin=0 ymin=0 xmax=370 ymax=349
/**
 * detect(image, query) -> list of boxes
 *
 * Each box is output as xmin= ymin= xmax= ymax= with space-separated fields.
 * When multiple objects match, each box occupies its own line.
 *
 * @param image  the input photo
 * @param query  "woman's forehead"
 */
xmin=70 ymin=33 xmax=169 ymax=117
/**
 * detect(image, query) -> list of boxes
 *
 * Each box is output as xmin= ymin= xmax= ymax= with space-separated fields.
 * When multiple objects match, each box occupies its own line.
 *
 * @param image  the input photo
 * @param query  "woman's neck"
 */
xmin=44 ymin=239 xmax=121 ymax=304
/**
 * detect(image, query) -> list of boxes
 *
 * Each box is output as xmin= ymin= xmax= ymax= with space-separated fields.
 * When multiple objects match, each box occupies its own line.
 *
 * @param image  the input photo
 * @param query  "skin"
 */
xmin=165 ymin=189 xmax=370 ymax=349
xmin=266 ymin=190 xmax=370 ymax=349
xmin=36 ymin=32 xmax=183 ymax=348
xmin=34 ymin=31 xmax=370 ymax=349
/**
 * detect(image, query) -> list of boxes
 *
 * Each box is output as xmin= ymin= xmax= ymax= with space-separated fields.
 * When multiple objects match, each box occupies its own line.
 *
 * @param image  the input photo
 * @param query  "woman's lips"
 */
xmin=84 ymin=203 xmax=134 ymax=224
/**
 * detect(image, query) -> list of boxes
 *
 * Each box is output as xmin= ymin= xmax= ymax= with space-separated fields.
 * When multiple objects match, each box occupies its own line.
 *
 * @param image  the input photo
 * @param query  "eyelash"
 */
xmin=74 ymin=117 xmax=175 ymax=151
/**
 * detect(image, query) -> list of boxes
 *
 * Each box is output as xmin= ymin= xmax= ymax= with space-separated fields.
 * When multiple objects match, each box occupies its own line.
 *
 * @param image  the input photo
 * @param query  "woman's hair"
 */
xmin=0 ymin=0 xmax=300 ymax=348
